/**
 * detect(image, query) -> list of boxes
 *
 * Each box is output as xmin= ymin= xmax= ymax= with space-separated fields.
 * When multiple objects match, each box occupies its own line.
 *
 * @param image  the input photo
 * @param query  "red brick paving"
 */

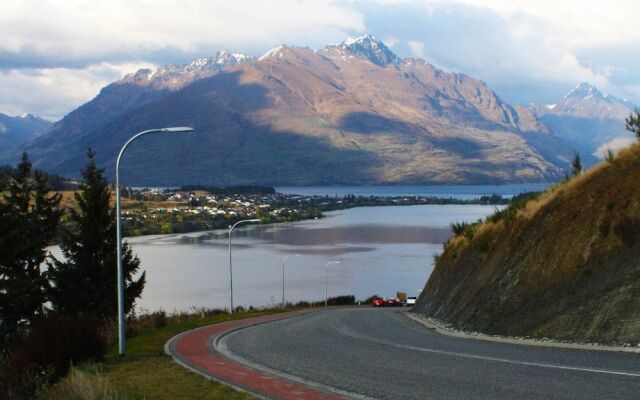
xmin=168 ymin=310 xmax=350 ymax=399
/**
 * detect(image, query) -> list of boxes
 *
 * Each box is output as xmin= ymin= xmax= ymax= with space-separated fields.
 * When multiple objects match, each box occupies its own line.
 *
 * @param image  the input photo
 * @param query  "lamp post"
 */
xmin=324 ymin=261 xmax=341 ymax=306
xmin=116 ymin=126 xmax=195 ymax=356
xmin=281 ymin=254 xmax=301 ymax=306
xmin=228 ymin=219 xmax=261 ymax=314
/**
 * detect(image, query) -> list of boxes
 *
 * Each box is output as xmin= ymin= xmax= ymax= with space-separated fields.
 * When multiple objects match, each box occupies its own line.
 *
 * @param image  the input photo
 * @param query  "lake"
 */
xmin=115 ymin=205 xmax=504 ymax=313
xmin=48 ymin=184 xmax=548 ymax=313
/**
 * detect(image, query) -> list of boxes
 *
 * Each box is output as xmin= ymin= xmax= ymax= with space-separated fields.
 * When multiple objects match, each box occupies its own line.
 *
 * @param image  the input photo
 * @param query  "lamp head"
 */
xmin=161 ymin=126 xmax=195 ymax=133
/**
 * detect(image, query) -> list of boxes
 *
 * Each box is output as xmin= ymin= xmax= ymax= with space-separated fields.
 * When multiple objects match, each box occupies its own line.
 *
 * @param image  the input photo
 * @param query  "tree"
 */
xmin=0 ymin=153 xmax=61 ymax=343
xmin=571 ymin=152 xmax=582 ymax=176
xmin=625 ymin=109 xmax=640 ymax=140
xmin=48 ymin=149 xmax=145 ymax=319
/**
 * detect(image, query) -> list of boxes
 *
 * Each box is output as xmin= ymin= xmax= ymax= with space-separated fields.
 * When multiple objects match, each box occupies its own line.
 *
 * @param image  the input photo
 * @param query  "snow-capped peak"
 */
xmin=330 ymin=34 xmax=399 ymax=67
xmin=212 ymin=51 xmax=256 ymax=67
xmin=120 ymin=51 xmax=255 ymax=89
xmin=566 ymin=82 xmax=604 ymax=100
xmin=259 ymin=45 xmax=287 ymax=61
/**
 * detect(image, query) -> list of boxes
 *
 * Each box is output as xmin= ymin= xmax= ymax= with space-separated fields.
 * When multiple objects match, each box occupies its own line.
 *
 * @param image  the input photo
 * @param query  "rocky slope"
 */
xmin=5 ymin=35 xmax=572 ymax=185
xmin=534 ymin=83 xmax=636 ymax=160
xmin=0 ymin=113 xmax=51 ymax=150
xmin=415 ymin=142 xmax=640 ymax=344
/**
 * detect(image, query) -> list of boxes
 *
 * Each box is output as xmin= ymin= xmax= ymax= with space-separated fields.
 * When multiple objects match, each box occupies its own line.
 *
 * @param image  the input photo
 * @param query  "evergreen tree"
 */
xmin=625 ymin=109 xmax=640 ymax=140
xmin=0 ymin=153 xmax=61 ymax=343
xmin=48 ymin=149 xmax=145 ymax=319
xmin=571 ymin=152 xmax=582 ymax=176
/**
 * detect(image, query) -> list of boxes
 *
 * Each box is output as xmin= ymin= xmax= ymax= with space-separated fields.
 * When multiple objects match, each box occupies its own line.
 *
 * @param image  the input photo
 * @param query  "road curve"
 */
xmin=165 ymin=309 xmax=351 ymax=399
xmin=219 ymin=308 xmax=640 ymax=400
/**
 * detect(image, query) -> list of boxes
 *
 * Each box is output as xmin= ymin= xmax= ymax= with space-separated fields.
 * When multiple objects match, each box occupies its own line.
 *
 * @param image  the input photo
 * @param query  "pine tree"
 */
xmin=625 ymin=109 xmax=640 ymax=140
xmin=48 ymin=149 xmax=145 ymax=319
xmin=571 ymin=152 xmax=582 ymax=176
xmin=0 ymin=153 xmax=61 ymax=343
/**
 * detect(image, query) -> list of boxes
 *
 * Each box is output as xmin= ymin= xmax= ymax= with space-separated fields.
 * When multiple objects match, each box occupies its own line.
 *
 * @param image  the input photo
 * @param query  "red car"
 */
xmin=385 ymin=298 xmax=399 ymax=307
xmin=372 ymin=297 xmax=385 ymax=307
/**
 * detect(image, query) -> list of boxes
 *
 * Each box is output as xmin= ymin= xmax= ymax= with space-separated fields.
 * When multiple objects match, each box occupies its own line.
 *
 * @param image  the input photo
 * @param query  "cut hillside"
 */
xmin=415 ymin=142 xmax=640 ymax=344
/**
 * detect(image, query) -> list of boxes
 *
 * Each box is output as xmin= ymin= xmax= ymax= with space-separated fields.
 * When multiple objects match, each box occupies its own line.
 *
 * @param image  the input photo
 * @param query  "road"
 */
xmin=219 ymin=308 xmax=640 ymax=400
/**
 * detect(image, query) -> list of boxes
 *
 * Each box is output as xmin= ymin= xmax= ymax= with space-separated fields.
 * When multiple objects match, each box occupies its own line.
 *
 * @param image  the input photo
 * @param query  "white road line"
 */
xmin=334 ymin=319 xmax=640 ymax=378
xmin=391 ymin=342 xmax=640 ymax=378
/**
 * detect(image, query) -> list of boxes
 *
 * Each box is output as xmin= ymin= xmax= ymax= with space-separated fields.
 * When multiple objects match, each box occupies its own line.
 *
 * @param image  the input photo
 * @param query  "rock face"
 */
xmin=0 ymin=113 xmax=51 ymax=150
xmin=415 ymin=143 xmax=640 ymax=344
xmin=534 ymin=83 xmax=636 ymax=160
xmin=5 ymin=36 xmax=572 ymax=185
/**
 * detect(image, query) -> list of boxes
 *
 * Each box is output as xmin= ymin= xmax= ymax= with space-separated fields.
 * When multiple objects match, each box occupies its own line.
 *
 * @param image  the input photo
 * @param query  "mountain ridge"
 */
xmin=534 ymin=82 xmax=636 ymax=160
xmin=3 ymin=35 xmax=574 ymax=185
xmin=0 ymin=113 xmax=51 ymax=152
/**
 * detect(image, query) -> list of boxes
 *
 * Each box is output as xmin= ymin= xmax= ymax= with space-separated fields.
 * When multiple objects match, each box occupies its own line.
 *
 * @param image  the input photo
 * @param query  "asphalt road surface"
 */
xmin=220 ymin=308 xmax=640 ymax=400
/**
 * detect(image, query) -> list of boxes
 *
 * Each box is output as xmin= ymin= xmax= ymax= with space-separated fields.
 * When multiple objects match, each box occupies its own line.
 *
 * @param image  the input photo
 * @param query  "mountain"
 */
xmin=5 ymin=51 xmax=255 ymax=169
xmin=326 ymin=34 xmax=400 ymax=66
xmin=5 ymin=35 xmax=572 ymax=185
xmin=415 ymin=142 xmax=640 ymax=344
xmin=534 ymin=83 xmax=636 ymax=159
xmin=0 ymin=113 xmax=51 ymax=151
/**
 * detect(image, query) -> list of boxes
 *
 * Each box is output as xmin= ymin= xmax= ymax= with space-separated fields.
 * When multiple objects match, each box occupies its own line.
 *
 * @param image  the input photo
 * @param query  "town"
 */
xmin=117 ymin=185 xmax=512 ymax=236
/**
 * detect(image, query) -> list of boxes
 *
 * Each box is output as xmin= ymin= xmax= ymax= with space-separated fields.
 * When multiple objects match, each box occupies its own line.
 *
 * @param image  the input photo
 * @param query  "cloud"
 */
xmin=1 ymin=0 xmax=365 ymax=70
xmin=355 ymin=0 xmax=640 ymax=105
xmin=2 ymin=0 xmax=639 ymax=119
xmin=0 ymin=63 xmax=153 ymax=120
xmin=407 ymin=41 xmax=426 ymax=58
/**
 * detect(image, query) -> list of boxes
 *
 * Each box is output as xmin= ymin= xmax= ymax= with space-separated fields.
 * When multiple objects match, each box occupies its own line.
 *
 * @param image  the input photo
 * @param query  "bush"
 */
xmin=326 ymin=295 xmax=356 ymax=306
xmin=604 ymin=148 xmax=615 ymax=163
xmin=151 ymin=311 xmax=168 ymax=329
xmin=0 ymin=355 xmax=50 ymax=400
xmin=487 ymin=191 xmax=541 ymax=224
xmin=13 ymin=315 xmax=105 ymax=380
xmin=450 ymin=220 xmax=480 ymax=239
xmin=613 ymin=216 xmax=640 ymax=247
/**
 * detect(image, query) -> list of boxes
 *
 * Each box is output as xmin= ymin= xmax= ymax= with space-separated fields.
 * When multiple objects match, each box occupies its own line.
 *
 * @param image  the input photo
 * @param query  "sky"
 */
xmin=1 ymin=0 xmax=639 ymax=120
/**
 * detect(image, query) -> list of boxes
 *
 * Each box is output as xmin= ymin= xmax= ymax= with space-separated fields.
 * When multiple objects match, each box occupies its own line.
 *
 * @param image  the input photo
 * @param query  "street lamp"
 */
xmin=324 ymin=261 xmax=341 ymax=306
xmin=228 ymin=219 xmax=261 ymax=314
xmin=281 ymin=254 xmax=301 ymax=306
xmin=116 ymin=126 xmax=195 ymax=356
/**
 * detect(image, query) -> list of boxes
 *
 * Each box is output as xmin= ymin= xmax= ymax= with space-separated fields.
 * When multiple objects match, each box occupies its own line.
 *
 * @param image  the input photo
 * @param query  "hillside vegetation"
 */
xmin=415 ymin=143 xmax=640 ymax=344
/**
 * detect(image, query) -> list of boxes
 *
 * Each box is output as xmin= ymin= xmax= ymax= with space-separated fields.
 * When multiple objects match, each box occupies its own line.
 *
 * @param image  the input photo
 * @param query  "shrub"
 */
xmin=433 ymin=253 xmax=441 ymax=264
xmin=13 ymin=315 xmax=105 ymax=380
xmin=151 ymin=310 xmax=168 ymax=329
xmin=598 ymin=215 xmax=612 ymax=237
xmin=487 ymin=191 xmax=540 ymax=224
xmin=0 ymin=355 xmax=50 ymax=400
xmin=604 ymin=148 xmax=615 ymax=163
xmin=326 ymin=295 xmax=356 ymax=306
xmin=613 ymin=216 xmax=640 ymax=247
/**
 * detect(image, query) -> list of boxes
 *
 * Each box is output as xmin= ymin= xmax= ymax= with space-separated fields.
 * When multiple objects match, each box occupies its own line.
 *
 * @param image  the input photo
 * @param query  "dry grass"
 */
xmin=423 ymin=142 xmax=640 ymax=343
xmin=45 ymin=366 xmax=129 ymax=400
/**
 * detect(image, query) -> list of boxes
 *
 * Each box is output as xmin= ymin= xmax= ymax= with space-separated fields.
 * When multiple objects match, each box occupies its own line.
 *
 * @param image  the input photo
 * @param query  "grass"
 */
xmin=45 ymin=308 xmax=294 ymax=400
